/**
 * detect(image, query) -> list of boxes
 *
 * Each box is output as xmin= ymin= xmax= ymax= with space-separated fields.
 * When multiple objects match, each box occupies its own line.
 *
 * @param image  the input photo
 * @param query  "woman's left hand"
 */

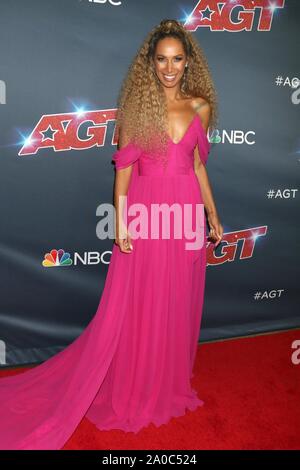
xmin=207 ymin=211 xmax=223 ymax=247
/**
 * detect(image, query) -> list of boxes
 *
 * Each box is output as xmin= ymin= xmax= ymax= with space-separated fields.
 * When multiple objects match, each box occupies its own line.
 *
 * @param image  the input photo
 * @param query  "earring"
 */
xmin=185 ymin=63 xmax=188 ymax=68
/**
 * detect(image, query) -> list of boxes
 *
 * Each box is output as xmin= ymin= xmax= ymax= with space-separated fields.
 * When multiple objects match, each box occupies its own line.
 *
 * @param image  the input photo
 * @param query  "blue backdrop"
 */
xmin=0 ymin=0 xmax=299 ymax=366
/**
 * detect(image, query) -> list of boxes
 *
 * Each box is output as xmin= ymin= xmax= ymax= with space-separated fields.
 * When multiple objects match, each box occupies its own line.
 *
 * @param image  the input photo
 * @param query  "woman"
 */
xmin=0 ymin=19 xmax=223 ymax=450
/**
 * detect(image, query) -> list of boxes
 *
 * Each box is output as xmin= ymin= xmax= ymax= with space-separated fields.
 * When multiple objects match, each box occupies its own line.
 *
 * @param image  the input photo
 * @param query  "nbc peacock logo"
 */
xmin=42 ymin=249 xmax=73 ymax=267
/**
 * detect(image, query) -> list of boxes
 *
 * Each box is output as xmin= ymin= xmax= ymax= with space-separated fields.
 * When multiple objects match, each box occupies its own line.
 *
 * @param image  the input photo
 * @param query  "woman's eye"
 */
xmin=157 ymin=57 xmax=183 ymax=62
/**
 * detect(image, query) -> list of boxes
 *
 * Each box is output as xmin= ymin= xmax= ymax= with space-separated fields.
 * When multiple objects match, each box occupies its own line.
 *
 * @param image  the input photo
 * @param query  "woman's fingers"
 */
xmin=115 ymin=236 xmax=133 ymax=253
xmin=210 ymin=224 xmax=223 ymax=247
xmin=122 ymin=237 xmax=133 ymax=253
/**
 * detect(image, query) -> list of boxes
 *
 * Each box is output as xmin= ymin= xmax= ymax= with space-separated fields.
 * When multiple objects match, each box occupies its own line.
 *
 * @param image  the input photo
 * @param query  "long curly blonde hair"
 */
xmin=115 ymin=18 xmax=219 ymax=162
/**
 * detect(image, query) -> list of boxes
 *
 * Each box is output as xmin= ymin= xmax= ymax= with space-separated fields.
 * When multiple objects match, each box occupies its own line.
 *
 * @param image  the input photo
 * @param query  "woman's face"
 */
xmin=153 ymin=37 xmax=187 ymax=89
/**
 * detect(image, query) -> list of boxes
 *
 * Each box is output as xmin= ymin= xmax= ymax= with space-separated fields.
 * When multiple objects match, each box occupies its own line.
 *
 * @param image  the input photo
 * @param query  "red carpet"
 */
xmin=1 ymin=328 xmax=299 ymax=450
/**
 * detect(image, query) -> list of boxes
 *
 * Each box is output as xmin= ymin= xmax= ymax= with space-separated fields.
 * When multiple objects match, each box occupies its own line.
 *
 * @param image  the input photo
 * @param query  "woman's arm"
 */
xmin=193 ymin=99 xmax=223 ymax=246
xmin=113 ymin=126 xmax=134 ymax=253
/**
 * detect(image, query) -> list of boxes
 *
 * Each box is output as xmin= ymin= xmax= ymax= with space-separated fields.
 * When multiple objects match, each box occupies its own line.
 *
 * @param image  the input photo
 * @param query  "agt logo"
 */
xmin=42 ymin=226 xmax=267 ymax=268
xmin=18 ymin=109 xmax=118 ymax=156
xmin=207 ymin=225 xmax=267 ymax=265
xmin=184 ymin=0 xmax=285 ymax=32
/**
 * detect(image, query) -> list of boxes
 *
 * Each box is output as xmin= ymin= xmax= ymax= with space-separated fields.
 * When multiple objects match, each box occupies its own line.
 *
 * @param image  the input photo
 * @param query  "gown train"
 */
xmin=0 ymin=113 xmax=210 ymax=449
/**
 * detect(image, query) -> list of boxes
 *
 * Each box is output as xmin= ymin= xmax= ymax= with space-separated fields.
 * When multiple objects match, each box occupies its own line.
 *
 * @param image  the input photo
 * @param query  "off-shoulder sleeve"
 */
xmin=111 ymin=142 xmax=142 ymax=170
xmin=197 ymin=121 xmax=211 ymax=166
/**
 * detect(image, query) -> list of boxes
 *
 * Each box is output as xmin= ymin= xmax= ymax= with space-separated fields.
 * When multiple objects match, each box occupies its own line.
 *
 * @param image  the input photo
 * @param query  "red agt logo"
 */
xmin=184 ymin=0 xmax=285 ymax=32
xmin=207 ymin=225 xmax=267 ymax=265
xmin=18 ymin=109 xmax=118 ymax=156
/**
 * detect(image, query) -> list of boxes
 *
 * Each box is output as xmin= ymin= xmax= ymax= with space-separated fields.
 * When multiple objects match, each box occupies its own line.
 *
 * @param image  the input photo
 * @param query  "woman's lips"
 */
xmin=163 ymin=74 xmax=176 ymax=82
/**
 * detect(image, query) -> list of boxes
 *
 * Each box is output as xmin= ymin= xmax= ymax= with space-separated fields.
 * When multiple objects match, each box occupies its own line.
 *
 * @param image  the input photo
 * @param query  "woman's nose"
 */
xmin=166 ymin=62 xmax=173 ymax=73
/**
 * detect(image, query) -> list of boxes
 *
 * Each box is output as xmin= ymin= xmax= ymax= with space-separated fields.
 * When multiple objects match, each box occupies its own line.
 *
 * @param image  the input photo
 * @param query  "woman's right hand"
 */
xmin=115 ymin=221 xmax=133 ymax=253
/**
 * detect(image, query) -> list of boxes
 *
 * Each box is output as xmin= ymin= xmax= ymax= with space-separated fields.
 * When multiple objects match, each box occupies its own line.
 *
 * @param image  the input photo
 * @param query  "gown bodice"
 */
xmin=112 ymin=113 xmax=211 ymax=177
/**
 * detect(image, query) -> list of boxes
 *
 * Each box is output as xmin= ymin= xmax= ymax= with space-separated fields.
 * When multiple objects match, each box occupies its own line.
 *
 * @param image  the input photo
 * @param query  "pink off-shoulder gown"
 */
xmin=0 ymin=113 xmax=210 ymax=449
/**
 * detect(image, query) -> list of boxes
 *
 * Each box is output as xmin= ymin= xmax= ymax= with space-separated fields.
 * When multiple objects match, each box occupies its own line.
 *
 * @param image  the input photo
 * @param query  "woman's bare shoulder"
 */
xmin=191 ymin=97 xmax=211 ymax=132
xmin=191 ymin=96 xmax=210 ymax=112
